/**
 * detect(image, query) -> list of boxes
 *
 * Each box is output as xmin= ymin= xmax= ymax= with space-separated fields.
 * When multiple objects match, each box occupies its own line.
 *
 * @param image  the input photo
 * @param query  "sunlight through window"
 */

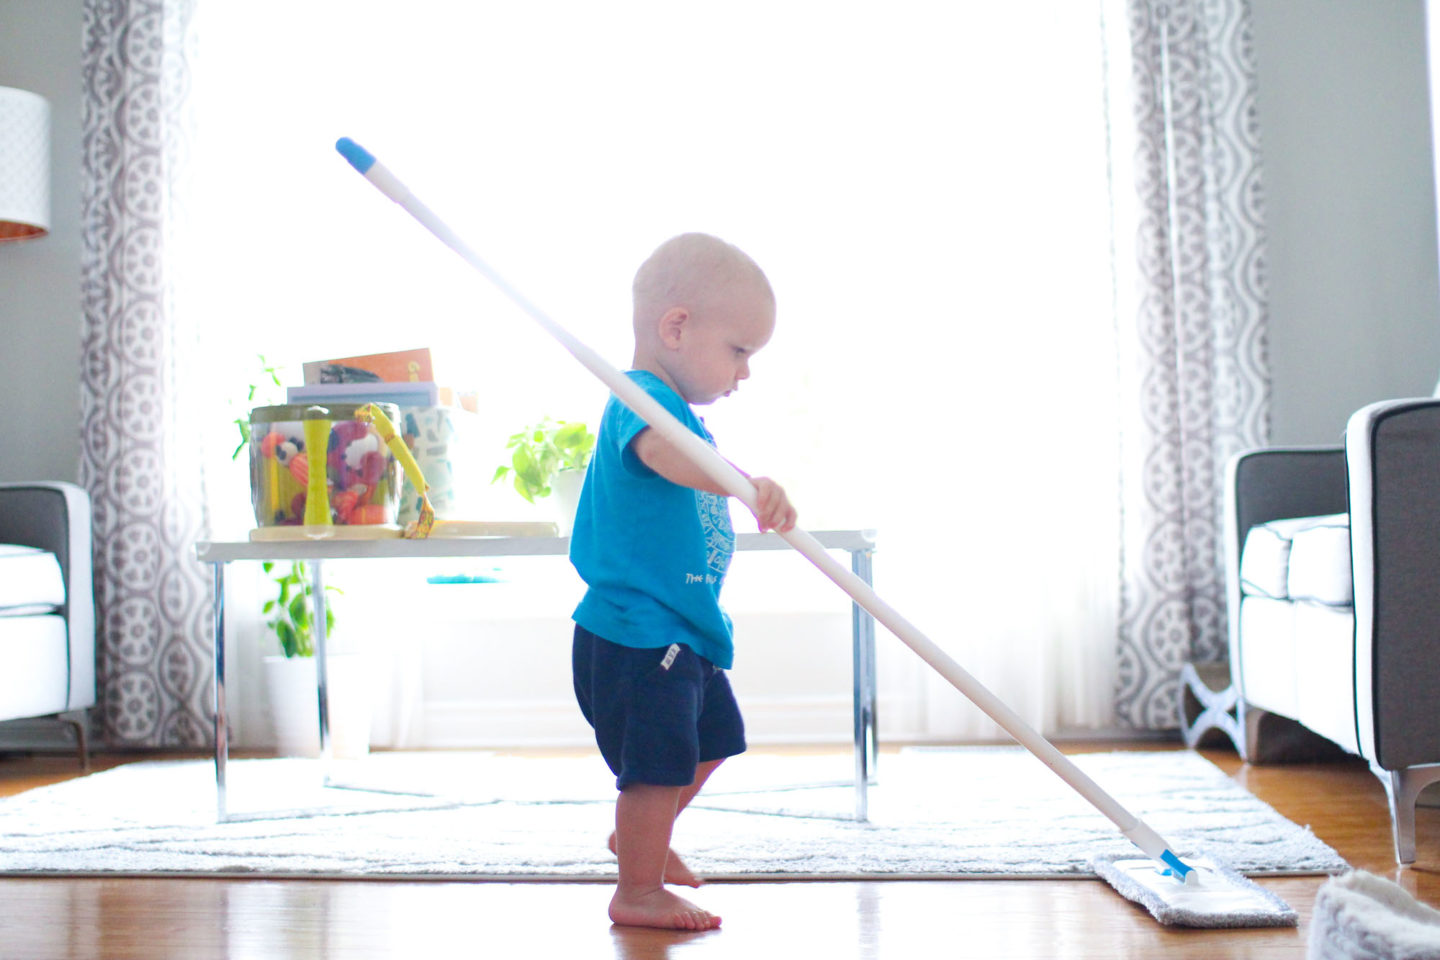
xmin=188 ymin=0 xmax=1126 ymax=738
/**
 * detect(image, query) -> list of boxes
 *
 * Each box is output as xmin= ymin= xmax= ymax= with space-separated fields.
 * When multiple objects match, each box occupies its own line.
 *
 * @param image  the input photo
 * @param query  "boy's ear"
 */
xmin=657 ymin=307 xmax=688 ymax=349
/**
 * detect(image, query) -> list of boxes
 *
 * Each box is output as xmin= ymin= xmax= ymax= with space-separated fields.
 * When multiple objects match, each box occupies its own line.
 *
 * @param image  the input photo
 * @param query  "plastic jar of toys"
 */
xmin=249 ymin=403 xmax=403 ymax=533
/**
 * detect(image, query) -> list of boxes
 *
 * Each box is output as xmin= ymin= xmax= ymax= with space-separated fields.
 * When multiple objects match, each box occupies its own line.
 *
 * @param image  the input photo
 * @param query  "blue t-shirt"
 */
xmin=570 ymin=371 xmax=737 ymax=668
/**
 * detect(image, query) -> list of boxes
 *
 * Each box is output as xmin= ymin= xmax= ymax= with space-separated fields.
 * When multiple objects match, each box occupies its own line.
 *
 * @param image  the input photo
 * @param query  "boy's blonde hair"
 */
xmin=632 ymin=233 xmax=774 ymax=333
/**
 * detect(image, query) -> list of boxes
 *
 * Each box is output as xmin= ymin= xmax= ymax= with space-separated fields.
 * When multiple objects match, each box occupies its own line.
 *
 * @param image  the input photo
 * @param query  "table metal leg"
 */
xmin=851 ymin=547 xmax=878 ymax=821
xmin=212 ymin=560 xmax=228 ymax=821
xmin=310 ymin=560 xmax=333 ymax=775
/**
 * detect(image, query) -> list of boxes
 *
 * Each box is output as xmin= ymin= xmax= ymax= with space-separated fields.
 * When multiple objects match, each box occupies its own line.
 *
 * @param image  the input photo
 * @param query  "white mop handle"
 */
xmin=334 ymin=137 xmax=1192 ymax=879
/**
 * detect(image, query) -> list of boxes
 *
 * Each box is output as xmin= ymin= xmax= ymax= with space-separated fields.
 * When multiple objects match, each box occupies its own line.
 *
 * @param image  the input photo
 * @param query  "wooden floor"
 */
xmin=0 ymin=743 xmax=1435 ymax=959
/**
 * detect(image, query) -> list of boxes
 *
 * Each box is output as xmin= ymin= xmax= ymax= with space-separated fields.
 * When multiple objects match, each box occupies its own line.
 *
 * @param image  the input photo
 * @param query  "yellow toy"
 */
xmin=356 ymin=402 xmax=434 ymax=538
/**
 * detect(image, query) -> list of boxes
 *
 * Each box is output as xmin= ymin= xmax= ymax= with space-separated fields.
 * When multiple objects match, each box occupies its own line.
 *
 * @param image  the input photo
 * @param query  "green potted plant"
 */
xmin=492 ymin=418 xmax=595 ymax=535
xmin=260 ymin=559 xmax=335 ymax=659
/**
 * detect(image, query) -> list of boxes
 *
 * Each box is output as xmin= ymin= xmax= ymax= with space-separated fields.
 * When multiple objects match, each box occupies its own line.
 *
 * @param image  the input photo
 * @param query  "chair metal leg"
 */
xmin=57 ymin=710 xmax=89 ymax=771
xmin=0 ymin=713 xmax=91 ymax=770
xmin=1239 ymin=698 xmax=1265 ymax=763
xmin=1371 ymin=762 xmax=1440 ymax=864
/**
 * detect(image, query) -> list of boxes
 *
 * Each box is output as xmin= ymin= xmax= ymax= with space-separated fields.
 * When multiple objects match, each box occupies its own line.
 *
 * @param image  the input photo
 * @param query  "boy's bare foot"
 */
xmin=608 ymin=832 xmax=701 ymax=887
xmin=609 ymin=886 xmax=721 ymax=931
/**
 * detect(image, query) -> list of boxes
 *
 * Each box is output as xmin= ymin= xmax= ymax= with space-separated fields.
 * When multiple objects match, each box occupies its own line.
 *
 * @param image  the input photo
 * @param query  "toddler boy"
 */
xmin=570 ymin=233 xmax=796 ymax=930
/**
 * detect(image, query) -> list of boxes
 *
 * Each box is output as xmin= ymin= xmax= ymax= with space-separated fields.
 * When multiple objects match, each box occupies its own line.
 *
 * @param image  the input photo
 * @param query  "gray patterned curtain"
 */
xmin=1114 ymin=0 xmax=1270 ymax=728
xmin=80 ymin=0 xmax=213 ymax=747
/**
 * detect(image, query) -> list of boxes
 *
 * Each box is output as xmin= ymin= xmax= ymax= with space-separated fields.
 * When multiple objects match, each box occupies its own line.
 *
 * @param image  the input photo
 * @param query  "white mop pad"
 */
xmin=1308 ymin=870 xmax=1440 ymax=959
xmin=1091 ymin=854 xmax=1298 ymax=928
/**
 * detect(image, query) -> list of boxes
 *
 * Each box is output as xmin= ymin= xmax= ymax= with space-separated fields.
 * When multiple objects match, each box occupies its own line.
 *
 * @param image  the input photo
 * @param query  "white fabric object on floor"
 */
xmin=1309 ymin=870 xmax=1440 ymax=960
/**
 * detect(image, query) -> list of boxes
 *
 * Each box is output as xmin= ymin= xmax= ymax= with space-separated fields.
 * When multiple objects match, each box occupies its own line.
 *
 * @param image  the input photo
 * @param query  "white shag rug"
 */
xmin=0 ymin=748 xmax=1347 ymax=881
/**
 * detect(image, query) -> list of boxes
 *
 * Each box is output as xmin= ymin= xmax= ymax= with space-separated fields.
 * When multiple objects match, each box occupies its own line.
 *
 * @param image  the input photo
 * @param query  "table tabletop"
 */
xmin=196 ymin=529 xmax=876 ymax=563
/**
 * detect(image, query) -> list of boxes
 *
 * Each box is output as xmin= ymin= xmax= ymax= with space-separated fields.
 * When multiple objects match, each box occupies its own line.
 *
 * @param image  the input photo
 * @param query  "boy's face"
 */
xmin=668 ymin=283 xmax=776 ymax=406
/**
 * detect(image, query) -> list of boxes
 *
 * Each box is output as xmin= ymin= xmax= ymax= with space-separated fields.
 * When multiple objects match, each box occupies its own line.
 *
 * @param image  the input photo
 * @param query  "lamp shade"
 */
xmin=0 ymin=86 xmax=51 ymax=241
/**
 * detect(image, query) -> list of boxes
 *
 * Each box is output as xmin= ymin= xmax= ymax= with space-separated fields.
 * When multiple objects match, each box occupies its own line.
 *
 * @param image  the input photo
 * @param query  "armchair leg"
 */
xmin=1239 ymin=699 xmax=1265 ymax=763
xmin=57 ymin=710 xmax=90 ymax=772
xmin=1372 ymin=763 xmax=1440 ymax=865
xmin=0 ymin=712 xmax=90 ymax=770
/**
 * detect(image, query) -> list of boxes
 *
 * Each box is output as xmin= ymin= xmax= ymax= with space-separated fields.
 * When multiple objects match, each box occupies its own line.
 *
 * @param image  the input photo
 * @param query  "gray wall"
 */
xmin=0 ymin=0 xmax=1435 ymax=479
xmin=0 ymin=0 xmax=83 ymax=483
xmin=1252 ymin=0 xmax=1440 ymax=445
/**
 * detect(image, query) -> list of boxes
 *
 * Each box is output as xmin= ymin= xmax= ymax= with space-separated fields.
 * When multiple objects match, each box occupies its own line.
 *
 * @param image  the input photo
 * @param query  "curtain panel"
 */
xmin=1114 ymin=0 xmax=1270 ymax=728
xmin=80 ymin=0 xmax=213 ymax=747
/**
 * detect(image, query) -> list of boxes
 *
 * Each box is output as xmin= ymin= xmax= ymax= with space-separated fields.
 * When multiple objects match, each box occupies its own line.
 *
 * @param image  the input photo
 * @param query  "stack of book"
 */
xmin=285 ymin=348 xmax=474 ymax=409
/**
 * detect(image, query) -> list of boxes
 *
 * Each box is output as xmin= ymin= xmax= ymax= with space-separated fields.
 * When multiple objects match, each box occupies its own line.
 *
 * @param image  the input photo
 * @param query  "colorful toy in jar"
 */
xmin=249 ymin=402 xmax=405 ymax=532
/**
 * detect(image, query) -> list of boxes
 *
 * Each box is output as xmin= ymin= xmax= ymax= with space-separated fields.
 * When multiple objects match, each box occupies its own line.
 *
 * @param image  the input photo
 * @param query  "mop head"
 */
xmin=1091 ymin=853 xmax=1298 ymax=928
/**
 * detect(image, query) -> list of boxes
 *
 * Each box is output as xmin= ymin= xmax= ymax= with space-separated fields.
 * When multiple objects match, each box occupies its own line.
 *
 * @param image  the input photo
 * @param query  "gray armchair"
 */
xmin=0 ymin=482 xmax=95 ymax=765
xmin=1224 ymin=398 xmax=1440 ymax=864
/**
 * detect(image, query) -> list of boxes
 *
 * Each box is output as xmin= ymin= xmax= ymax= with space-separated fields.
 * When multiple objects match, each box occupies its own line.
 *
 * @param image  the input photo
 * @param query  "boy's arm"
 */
xmin=631 ymin=427 xmax=797 ymax=533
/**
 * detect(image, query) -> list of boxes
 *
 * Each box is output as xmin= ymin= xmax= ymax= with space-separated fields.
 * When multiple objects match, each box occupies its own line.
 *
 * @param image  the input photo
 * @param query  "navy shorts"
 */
xmin=572 ymin=623 xmax=746 ymax=790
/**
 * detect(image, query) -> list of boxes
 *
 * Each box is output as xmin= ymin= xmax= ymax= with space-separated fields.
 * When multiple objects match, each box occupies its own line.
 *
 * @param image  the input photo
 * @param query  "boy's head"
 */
xmin=631 ymin=233 xmax=776 ymax=405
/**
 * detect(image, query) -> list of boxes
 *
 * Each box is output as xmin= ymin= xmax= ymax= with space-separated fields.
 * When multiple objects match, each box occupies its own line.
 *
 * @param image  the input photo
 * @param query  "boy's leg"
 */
xmin=610 ymin=782 xmax=721 ymax=931
xmin=615 ymin=658 xmax=743 ymax=888
xmin=609 ymin=757 xmax=724 ymax=888
xmin=679 ymin=757 xmax=724 ymax=813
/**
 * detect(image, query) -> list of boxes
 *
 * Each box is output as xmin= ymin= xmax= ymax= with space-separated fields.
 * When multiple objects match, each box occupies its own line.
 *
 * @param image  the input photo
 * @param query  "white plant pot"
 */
xmin=263 ymin=653 xmax=374 ymax=759
xmin=551 ymin=469 xmax=585 ymax=537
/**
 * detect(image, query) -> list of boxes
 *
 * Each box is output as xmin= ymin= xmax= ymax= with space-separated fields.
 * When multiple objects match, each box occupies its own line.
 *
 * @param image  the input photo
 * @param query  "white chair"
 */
xmin=1224 ymin=398 xmax=1440 ymax=864
xmin=0 ymin=482 xmax=95 ymax=766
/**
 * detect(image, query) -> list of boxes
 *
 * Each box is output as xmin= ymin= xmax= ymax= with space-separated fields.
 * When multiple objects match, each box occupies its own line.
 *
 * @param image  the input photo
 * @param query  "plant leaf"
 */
xmin=276 ymin=620 xmax=297 ymax=657
xmin=289 ymin=593 xmax=310 ymax=630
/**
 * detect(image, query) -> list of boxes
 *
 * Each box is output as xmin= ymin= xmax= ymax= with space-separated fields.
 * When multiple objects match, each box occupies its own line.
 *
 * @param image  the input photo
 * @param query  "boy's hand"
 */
xmin=750 ymin=477 xmax=797 ymax=533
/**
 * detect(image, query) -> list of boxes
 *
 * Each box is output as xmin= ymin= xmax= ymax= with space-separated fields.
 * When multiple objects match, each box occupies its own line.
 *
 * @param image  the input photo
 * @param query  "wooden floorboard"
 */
xmin=0 ymin=743 xmax=1435 ymax=959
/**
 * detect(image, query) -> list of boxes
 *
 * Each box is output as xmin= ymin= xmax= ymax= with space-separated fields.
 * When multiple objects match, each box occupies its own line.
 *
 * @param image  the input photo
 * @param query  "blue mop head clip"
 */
xmin=1160 ymin=849 xmax=1197 ymax=885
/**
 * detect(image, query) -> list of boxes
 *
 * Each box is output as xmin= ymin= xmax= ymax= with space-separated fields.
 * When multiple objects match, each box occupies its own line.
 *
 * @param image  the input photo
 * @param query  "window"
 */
xmin=189 ymin=1 xmax=1123 ymax=742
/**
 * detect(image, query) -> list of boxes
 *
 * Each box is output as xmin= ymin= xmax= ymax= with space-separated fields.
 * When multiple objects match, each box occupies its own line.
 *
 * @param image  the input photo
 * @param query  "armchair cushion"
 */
xmin=1287 ymin=519 xmax=1353 ymax=606
xmin=0 ymin=544 xmax=65 ymax=616
xmin=1241 ymin=515 xmax=1317 ymax=599
xmin=0 ymin=615 xmax=70 ymax=722
xmin=1239 ymin=513 xmax=1351 ymax=605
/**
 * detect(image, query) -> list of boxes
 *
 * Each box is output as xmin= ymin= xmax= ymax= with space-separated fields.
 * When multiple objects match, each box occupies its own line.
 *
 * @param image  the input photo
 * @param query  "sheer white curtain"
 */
xmin=188 ymin=1 xmax=1125 ymax=740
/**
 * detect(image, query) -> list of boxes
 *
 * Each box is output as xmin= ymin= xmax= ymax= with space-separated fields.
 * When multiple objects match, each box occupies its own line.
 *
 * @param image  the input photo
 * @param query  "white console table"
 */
xmin=196 ymin=530 xmax=879 ymax=822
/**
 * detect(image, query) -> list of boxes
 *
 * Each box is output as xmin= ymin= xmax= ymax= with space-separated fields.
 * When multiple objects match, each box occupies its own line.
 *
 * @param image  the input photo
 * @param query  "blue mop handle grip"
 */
xmin=335 ymin=137 xmax=375 ymax=173
xmin=336 ymin=137 xmax=413 ymax=205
